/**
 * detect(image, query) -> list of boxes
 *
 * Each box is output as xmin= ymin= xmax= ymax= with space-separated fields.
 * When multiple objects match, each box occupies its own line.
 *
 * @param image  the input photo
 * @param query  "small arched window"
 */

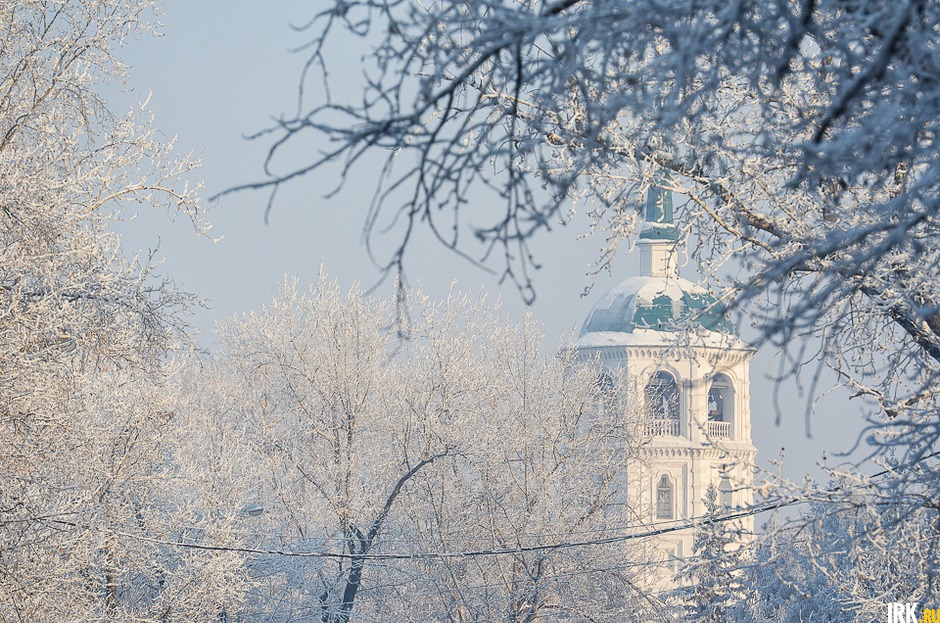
xmin=656 ymin=475 xmax=674 ymax=519
xmin=596 ymin=370 xmax=615 ymax=395
xmin=707 ymin=374 xmax=734 ymax=422
xmin=595 ymin=369 xmax=618 ymax=411
xmin=719 ymin=477 xmax=733 ymax=507
xmin=646 ymin=371 xmax=679 ymax=420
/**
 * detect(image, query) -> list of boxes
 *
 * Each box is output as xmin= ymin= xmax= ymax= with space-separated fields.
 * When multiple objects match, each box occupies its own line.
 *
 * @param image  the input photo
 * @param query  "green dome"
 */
xmin=580 ymin=276 xmax=734 ymax=336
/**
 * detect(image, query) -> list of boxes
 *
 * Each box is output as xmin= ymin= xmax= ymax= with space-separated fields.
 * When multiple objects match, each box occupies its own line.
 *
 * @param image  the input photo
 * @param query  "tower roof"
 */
xmin=579 ymin=275 xmax=734 ymax=339
xmin=577 ymin=177 xmax=736 ymax=346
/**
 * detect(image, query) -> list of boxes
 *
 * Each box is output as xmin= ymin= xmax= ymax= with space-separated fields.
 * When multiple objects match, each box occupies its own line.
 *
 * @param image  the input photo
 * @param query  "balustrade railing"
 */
xmin=647 ymin=418 xmax=680 ymax=437
xmin=706 ymin=420 xmax=730 ymax=438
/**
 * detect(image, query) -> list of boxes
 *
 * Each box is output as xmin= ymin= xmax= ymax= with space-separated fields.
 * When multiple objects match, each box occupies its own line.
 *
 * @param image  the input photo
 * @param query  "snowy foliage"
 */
xmin=0 ymin=2 xmax=211 ymax=620
xmin=731 ymin=483 xmax=940 ymax=623
xmin=234 ymin=2 xmax=940 ymax=600
xmin=7 ymin=1 xmax=940 ymax=620
xmin=199 ymin=274 xmax=659 ymax=622
xmin=678 ymin=485 xmax=746 ymax=622
xmin=240 ymin=0 xmax=940 ymax=422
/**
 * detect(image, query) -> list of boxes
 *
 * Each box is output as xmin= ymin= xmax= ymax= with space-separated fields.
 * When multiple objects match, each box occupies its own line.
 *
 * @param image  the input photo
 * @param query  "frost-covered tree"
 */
xmin=678 ymin=485 xmax=746 ymax=623
xmin=731 ymin=482 xmax=940 ymax=623
xmin=239 ymin=0 xmax=940 ymax=335
xmin=389 ymin=312 xmax=651 ymax=623
xmin=236 ymin=1 xmax=939 ymax=400
xmin=204 ymin=274 xmax=657 ymax=623
xmin=231 ymin=0 xmax=940 ymax=581
xmin=0 ymin=1 xmax=211 ymax=620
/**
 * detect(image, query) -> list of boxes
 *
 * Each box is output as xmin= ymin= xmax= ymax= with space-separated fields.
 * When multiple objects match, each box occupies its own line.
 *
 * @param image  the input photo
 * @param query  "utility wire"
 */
xmin=39 ymin=450 xmax=940 ymax=561
xmin=98 ymin=497 xmax=790 ymax=561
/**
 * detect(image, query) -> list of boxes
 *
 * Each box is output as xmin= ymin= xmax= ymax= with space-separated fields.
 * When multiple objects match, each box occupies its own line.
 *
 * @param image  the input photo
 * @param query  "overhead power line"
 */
xmin=100 ymin=497 xmax=792 ymax=561
xmin=37 ymin=450 xmax=940 ymax=561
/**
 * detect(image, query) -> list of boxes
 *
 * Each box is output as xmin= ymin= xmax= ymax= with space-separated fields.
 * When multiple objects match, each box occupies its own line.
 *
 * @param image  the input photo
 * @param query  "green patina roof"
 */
xmin=581 ymin=277 xmax=735 ymax=336
xmin=632 ymin=294 xmax=675 ymax=329
xmin=680 ymin=291 xmax=735 ymax=334
xmin=631 ymin=292 xmax=733 ymax=334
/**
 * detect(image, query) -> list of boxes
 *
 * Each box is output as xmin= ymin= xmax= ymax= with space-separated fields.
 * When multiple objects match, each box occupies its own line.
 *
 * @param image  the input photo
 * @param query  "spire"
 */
xmin=639 ymin=174 xmax=677 ymax=241
xmin=638 ymin=173 xmax=679 ymax=278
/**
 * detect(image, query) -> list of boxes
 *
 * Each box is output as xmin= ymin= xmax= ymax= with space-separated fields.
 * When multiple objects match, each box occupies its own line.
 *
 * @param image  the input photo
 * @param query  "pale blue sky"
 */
xmin=114 ymin=1 xmax=870 ymax=487
xmin=116 ymin=1 xmax=612 ymax=342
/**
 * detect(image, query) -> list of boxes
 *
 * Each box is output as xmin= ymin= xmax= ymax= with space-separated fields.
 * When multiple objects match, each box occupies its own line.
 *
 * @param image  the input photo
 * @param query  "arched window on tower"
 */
xmin=646 ymin=371 xmax=680 ymax=436
xmin=656 ymin=475 xmax=674 ymax=519
xmin=706 ymin=373 xmax=734 ymax=439
xmin=718 ymin=476 xmax=733 ymax=508
xmin=594 ymin=369 xmax=617 ymax=410
xmin=596 ymin=370 xmax=615 ymax=394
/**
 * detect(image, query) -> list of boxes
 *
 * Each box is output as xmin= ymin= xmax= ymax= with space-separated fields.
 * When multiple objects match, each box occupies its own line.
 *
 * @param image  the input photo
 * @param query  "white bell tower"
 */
xmin=574 ymin=178 xmax=757 ymax=587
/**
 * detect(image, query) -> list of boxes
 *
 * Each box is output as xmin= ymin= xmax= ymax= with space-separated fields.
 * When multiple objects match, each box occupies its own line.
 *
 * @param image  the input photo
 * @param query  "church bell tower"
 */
xmin=574 ymin=178 xmax=757 ymax=583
